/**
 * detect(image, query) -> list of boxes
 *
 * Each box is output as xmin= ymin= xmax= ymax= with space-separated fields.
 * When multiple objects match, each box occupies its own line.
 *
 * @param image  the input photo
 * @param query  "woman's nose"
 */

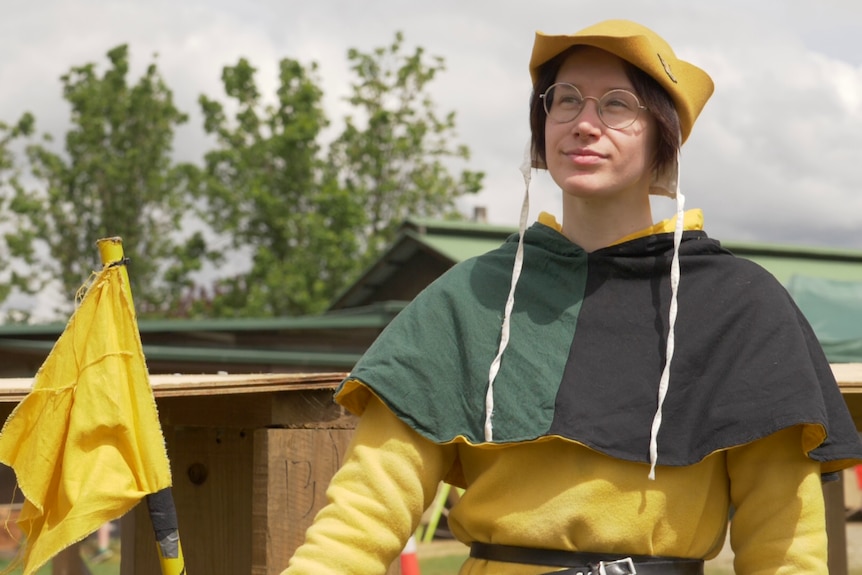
xmin=572 ymin=99 xmax=603 ymax=137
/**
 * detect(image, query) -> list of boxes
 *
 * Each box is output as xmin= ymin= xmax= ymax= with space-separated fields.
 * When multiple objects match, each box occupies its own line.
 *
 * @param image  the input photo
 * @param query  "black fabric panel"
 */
xmin=550 ymin=231 xmax=860 ymax=467
xmin=550 ymin=235 xmax=673 ymax=460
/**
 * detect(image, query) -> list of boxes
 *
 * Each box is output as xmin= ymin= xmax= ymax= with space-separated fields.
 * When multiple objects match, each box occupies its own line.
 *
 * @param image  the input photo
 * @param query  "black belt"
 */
xmin=470 ymin=542 xmax=704 ymax=575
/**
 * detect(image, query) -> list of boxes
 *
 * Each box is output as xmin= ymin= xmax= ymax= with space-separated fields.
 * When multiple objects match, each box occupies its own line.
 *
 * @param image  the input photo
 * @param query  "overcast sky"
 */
xmin=2 ymin=0 xmax=861 ymax=251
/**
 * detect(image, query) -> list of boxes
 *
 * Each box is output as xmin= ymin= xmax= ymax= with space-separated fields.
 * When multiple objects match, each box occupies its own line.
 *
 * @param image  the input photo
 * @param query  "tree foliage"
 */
xmin=0 ymin=112 xmax=36 ymax=316
xmin=9 ymin=45 xmax=205 ymax=317
xmin=195 ymin=57 xmax=361 ymax=317
xmin=0 ymin=32 xmax=483 ymax=322
xmin=329 ymin=31 xmax=483 ymax=258
xmin=196 ymin=32 xmax=483 ymax=317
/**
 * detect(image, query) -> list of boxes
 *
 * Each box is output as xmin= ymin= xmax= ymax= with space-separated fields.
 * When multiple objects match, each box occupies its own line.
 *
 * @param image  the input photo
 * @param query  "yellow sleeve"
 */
xmin=282 ymin=396 xmax=457 ymax=575
xmin=727 ymin=426 xmax=828 ymax=574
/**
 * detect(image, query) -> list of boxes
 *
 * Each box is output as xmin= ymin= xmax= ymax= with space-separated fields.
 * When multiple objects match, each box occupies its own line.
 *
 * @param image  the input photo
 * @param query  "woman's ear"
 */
xmin=530 ymin=149 xmax=547 ymax=170
xmin=649 ymin=157 xmax=678 ymax=198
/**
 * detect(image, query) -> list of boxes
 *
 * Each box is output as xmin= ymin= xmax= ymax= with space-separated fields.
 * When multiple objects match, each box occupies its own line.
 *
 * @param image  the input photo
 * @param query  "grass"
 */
xmin=2 ymin=537 xmax=861 ymax=574
xmin=416 ymin=559 xmax=862 ymax=575
xmin=0 ymin=560 xmax=119 ymax=575
xmin=0 ymin=537 xmax=120 ymax=575
xmin=419 ymin=553 xmax=468 ymax=575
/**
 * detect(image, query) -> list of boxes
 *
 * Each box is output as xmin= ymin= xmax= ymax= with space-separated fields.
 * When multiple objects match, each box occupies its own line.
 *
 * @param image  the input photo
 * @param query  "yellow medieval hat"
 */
xmin=529 ymin=19 xmax=714 ymax=145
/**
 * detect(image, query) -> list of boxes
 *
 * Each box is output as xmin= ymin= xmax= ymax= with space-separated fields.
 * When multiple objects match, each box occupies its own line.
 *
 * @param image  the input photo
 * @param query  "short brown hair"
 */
xmin=529 ymin=48 xmax=681 ymax=174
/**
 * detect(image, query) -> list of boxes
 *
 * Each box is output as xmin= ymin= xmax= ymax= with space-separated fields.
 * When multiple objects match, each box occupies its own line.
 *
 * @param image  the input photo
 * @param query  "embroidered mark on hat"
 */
xmin=658 ymin=53 xmax=678 ymax=83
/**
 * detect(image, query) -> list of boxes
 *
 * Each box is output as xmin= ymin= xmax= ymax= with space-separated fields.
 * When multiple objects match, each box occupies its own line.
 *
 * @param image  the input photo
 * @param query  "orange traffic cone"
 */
xmin=400 ymin=534 xmax=421 ymax=575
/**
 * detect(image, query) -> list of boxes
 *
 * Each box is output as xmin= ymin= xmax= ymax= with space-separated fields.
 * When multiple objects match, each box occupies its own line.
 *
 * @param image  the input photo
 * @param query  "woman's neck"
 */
xmin=560 ymin=194 xmax=653 ymax=253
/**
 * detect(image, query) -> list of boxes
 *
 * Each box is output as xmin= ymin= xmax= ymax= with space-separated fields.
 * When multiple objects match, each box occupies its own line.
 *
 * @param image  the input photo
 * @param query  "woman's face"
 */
xmin=545 ymin=47 xmax=656 ymax=202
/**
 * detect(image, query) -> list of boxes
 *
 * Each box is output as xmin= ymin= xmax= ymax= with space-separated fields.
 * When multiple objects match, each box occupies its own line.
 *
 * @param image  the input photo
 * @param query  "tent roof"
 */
xmin=331 ymin=217 xmax=862 ymax=306
xmin=330 ymin=218 xmax=862 ymax=363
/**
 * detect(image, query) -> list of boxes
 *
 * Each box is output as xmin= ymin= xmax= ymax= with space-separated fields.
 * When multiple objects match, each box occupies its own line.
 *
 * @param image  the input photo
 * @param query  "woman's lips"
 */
xmin=566 ymin=148 xmax=606 ymax=166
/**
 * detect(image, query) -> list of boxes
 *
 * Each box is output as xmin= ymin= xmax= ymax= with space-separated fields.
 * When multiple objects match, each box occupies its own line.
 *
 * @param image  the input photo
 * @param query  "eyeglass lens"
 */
xmin=543 ymin=83 xmax=642 ymax=130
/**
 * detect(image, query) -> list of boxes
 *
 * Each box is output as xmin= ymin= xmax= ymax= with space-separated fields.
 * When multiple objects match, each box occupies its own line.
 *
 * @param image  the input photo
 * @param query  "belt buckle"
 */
xmin=596 ymin=557 xmax=637 ymax=575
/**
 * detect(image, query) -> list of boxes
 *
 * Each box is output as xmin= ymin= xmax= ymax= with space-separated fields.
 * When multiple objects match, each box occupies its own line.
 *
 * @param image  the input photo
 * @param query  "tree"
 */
xmin=9 ymin=45 xmax=205 ymax=318
xmin=196 ymin=56 xmax=359 ymax=317
xmin=4 ymin=33 xmax=482 ymax=321
xmin=329 ymin=31 xmax=483 ymax=259
xmin=0 ymin=112 xmax=36 ymax=317
xmin=197 ymin=32 xmax=483 ymax=317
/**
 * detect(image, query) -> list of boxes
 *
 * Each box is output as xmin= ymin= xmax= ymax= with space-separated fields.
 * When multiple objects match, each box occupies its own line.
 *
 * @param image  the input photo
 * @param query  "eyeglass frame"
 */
xmin=539 ymin=82 xmax=648 ymax=130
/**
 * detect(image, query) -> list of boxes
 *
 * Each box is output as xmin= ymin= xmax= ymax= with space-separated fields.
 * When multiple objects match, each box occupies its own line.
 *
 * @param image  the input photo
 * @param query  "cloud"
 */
xmin=0 ymin=0 xmax=860 ymax=251
xmin=676 ymin=26 xmax=862 ymax=247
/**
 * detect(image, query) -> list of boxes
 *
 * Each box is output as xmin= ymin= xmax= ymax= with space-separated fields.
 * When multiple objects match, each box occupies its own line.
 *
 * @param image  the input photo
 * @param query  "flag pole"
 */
xmin=96 ymin=237 xmax=188 ymax=575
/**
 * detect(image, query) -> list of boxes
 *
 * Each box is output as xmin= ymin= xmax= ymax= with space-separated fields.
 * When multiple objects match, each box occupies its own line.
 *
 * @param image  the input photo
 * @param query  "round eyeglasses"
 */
xmin=540 ymin=83 xmax=647 ymax=130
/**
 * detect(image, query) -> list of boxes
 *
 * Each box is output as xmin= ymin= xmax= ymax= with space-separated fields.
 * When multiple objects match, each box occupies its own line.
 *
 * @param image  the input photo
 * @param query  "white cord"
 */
xmin=648 ymin=147 xmax=685 ymax=480
xmin=485 ymin=143 xmax=532 ymax=442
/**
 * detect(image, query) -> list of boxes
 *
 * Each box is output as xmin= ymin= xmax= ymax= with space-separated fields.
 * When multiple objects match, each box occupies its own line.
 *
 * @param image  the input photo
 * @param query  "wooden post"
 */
xmin=52 ymin=543 xmax=91 ymax=575
xmin=824 ymin=473 xmax=848 ymax=575
xmin=828 ymin=364 xmax=862 ymax=575
xmin=123 ymin=426 xmax=254 ymax=574
xmin=112 ymin=374 xmax=355 ymax=574
xmin=251 ymin=428 xmax=354 ymax=574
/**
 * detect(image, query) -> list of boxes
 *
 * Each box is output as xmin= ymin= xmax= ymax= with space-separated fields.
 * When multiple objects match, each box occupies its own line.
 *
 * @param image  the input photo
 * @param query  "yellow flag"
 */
xmin=0 ymin=262 xmax=172 ymax=574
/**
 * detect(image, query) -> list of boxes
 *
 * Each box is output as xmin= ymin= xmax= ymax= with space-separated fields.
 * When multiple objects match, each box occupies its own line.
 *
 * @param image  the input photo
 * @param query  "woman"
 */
xmin=283 ymin=20 xmax=862 ymax=575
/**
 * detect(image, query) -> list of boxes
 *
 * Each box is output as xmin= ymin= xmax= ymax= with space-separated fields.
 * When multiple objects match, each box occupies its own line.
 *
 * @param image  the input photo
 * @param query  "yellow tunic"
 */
xmin=283 ymin=211 xmax=829 ymax=574
xmin=283 ymin=398 xmax=826 ymax=574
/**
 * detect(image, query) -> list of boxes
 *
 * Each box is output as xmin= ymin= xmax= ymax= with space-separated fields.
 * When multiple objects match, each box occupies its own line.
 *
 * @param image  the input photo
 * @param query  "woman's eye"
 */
xmin=558 ymin=95 xmax=582 ymax=106
xmin=605 ymin=98 xmax=632 ymax=109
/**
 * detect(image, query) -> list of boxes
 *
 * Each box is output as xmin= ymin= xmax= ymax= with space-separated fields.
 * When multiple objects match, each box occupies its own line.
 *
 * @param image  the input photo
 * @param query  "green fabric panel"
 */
xmin=337 ymin=227 xmax=862 ymax=469
xmin=341 ymin=225 xmax=588 ymax=444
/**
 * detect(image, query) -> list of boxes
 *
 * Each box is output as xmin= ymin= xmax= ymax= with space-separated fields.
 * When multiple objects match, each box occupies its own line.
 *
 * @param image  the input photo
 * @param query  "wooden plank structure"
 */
xmin=828 ymin=363 xmax=862 ymax=575
xmin=0 ymin=365 xmax=861 ymax=574
xmin=0 ymin=372 xmax=367 ymax=575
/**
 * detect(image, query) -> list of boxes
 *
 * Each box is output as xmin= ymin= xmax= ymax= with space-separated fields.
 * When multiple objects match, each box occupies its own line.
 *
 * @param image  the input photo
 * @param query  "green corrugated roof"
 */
xmin=0 ymin=337 xmax=361 ymax=368
xmin=0 ymin=301 xmax=401 ymax=369
xmin=405 ymin=218 xmax=862 ymax=284
xmin=419 ymin=234 xmax=507 ymax=262
xmin=402 ymin=218 xmax=515 ymax=262
xmin=135 ymin=300 xmax=403 ymax=333
xmin=722 ymin=243 xmax=862 ymax=284
xmin=3 ymin=218 xmax=861 ymax=367
xmin=0 ymin=300 xmax=404 ymax=336
xmin=406 ymin=217 xmax=516 ymax=236
xmin=734 ymin=253 xmax=862 ymax=284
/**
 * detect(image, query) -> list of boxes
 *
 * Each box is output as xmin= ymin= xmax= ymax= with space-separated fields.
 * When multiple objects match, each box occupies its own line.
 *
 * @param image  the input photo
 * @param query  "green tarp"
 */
xmin=786 ymin=275 xmax=862 ymax=363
